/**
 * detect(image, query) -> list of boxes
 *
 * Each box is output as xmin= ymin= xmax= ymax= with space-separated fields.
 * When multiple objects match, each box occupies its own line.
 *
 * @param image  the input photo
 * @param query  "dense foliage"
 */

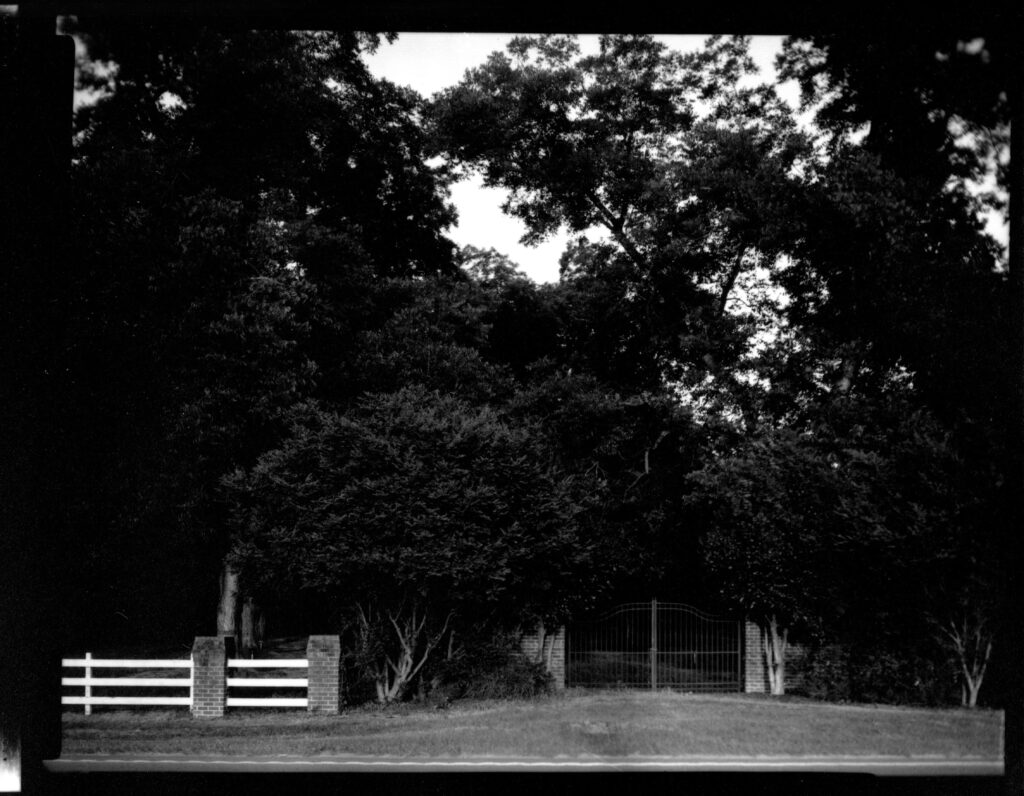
xmin=59 ymin=27 xmax=1012 ymax=706
xmin=223 ymin=387 xmax=609 ymax=699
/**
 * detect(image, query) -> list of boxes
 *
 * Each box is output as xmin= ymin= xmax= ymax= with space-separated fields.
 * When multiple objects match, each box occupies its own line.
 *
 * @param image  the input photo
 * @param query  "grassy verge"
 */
xmin=61 ymin=691 xmax=1003 ymax=759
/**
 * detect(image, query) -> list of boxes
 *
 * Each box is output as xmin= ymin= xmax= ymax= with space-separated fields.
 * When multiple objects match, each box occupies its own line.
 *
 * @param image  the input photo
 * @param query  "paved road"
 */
xmin=45 ymin=754 xmax=1004 ymax=776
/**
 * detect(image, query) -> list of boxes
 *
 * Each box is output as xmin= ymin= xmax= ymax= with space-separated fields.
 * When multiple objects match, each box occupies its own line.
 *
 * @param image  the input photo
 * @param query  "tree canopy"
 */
xmin=429 ymin=34 xmax=813 ymax=395
xmin=224 ymin=387 xmax=610 ymax=699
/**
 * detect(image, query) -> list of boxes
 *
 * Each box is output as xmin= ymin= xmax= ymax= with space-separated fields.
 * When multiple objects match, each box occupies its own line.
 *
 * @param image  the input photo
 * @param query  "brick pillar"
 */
xmin=743 ymin=620 xmax=768 ymax=693
xmin=191 ymin=636 xmax=229 ymax=717
xmin=520 ymin=625 xmax=566 ymax=689
xmin=306 ymin=635 xmax=341 ymax=713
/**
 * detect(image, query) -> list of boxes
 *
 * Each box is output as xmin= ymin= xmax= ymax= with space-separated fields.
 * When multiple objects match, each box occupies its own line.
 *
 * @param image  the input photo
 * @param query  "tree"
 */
xmin=688 ymin=390 xmax=1006 ymax=702
xmin=72 ymin=24 xmax=458 ymax=280
xmin=687 ymin=428 xmax=848 ymax=694
xmin=458 ymin=246 xmax=563 ymax=378
xmin=170 ymin=259 xmax=322 ymax=645
xmin=224 ymin=387 xmax=607 ymax=701
xmin=776 ymin=33 xmax=1011 ymax=197
xmin=828 ymin=399 xmax=1005 ymax=707
xmin=429 ymin=34 xmax=813 ymax=392
xmin=348 ymin=272 xmax=514 ymax=404
xmin=62 ymin=24 xmax=461 ymax=643
xmin=928 ymin=568 xmax=1001 ymax=708
xmin=760 ymin=39 xmax=1013 ymax=708
xmin=506 ymin=370 xmax=716 ymax=601
xmin=774 ymin=34 xmax=1013 ymax=421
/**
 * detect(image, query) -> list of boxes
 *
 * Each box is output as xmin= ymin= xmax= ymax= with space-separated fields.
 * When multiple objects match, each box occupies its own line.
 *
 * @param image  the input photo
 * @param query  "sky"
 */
xmin=363 ymin=34 xmax=792 ymax=284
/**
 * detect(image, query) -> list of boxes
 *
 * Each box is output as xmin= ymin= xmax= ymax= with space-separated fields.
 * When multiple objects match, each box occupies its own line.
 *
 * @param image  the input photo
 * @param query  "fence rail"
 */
xmin=63 ymin=678 xmax=188 ymax=686
xmin=61 ymin=654 xmax=192 ymax=713
xmin=61 ymin=654 xmax=313 ymax=712
xmin=62 ymin=658 xmax=192 ymax=668
xmin=226 ymin=658 xmax=308 ymax=708
xmin=62 ymin=696 xmax=192 ymax=706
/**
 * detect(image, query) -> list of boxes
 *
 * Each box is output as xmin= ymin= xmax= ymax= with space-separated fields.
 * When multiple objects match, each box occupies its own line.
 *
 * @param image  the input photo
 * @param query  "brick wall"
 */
xmin=520 ymin=625 xmax=565 ymax=689
xmin=743 ymin=620 xmax=768 ymax=693
xmin=306 ymin=635 xmax=341 ymax=713
xmin=782 ymin=643 xmax=808 ymax=693
xmin=191 ymin=636 xmax=228 ymax=718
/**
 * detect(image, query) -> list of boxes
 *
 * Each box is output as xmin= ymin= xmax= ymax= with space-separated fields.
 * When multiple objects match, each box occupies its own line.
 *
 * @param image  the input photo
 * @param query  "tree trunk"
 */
xmin=357 ymin=601 xmax=453 ymax=704
xmin=255 ymin=607 xmax=266 ymax=653
xmin=937 ymin=615 xmax=993 ymax=709
xmin=716 ymin=246 xmax=748 ymax=318
xmin=530 ymin=625 xmax=548 ymax=665
xmin=961 ymin=637 xmax=993 ymax=709
xmin=762 ymin=616 xmax=789 ymax=696
xmin=239 ymin=596 xmax=256 ymax=657
xmin=216 ymin=562 xmax=239 ymax=637
xmin=967 ymin=679 xmax=982 ymax=708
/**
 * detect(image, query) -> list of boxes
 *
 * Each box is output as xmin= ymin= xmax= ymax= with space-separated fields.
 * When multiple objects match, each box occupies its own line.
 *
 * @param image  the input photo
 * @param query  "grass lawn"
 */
xmin=61 ymin=690 xmax=1003 ymax=759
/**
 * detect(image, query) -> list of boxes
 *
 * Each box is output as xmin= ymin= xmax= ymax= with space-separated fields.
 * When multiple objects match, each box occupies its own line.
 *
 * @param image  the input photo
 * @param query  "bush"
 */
xmin=340 ymin=653 xmax=380 ymax=707
xmin=794 ymin=642 xmax=960 ymax=707
xmin=426 ymin=630 xmax=553 ymax=701
xmin=797 ymin=644 xmax=852 ymax=703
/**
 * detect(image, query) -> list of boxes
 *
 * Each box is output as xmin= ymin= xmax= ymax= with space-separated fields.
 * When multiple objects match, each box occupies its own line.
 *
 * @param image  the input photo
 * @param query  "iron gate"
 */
xmin=567 ymin=600 xmax=742 ymax=691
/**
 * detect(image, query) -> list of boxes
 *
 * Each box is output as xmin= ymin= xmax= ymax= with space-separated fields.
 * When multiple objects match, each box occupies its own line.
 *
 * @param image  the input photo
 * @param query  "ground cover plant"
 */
xmin=61 ymin=692 xmax=1003 ymax=759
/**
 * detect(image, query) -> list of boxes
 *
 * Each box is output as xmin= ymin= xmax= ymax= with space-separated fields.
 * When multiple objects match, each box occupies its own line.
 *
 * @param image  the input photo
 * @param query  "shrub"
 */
xmin=795 ymin=641 xmax=961 ymax=706
xmin=427 ymin=630 xmax=553 ymax=701
xmin=849 ymin=647 xmax=959 ymax=707
xmin=340 ymin=654 xmax=381 ymax=707
xmin=797 ymin=644 xmax=852 ymax=702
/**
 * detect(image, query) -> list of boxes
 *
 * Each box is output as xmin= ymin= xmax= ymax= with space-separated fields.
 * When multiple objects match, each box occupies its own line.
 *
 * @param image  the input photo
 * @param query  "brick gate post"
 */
xmin=191 ymin=636 xmax=230 ymax=717
xmin=306 ymin=635 xmax=342 ymax=713
xmin=743 ymin=620 xmax=768 ymax=693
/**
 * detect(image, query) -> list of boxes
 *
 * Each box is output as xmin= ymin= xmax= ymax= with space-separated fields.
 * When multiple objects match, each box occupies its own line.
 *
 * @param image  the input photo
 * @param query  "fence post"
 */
xmin=650 ymin=599 xmax=658 ymax=690
xmin=84 ymin=652 xmax=91 ymax=716
xmin=190 ymin=637 xmax=229 ymax=718
xmin=306 ymin=635 xmax=341 ymax=714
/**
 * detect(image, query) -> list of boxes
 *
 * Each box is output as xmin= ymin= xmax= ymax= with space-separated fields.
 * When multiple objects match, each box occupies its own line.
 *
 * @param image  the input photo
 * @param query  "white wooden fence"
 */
xmin=61 ymin=653 xmax=309 ymax=712
xmin=226 ymin=657 xmax=308 ymax=708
